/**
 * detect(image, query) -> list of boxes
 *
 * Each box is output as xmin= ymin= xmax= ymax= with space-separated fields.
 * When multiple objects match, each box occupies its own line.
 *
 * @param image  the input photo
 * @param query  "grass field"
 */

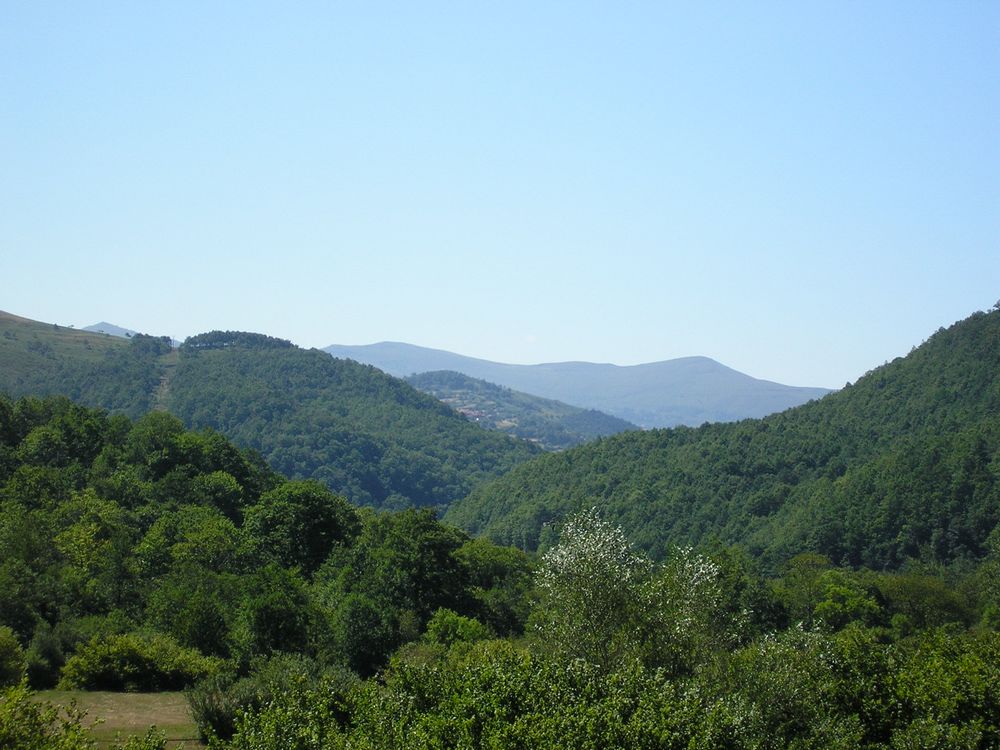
xmin=36 ymin=691 xmax=205 ymax=749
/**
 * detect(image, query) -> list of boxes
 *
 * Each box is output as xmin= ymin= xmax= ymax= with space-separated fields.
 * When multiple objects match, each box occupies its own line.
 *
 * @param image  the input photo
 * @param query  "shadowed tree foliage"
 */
xmin=243 ymin=480 xmax=360 ymax=577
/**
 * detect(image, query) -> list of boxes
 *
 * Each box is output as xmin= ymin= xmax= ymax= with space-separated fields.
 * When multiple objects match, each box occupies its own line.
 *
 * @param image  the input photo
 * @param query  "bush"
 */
xmin=226 ymin=670 xmax=358 ymax=750
xmin=58 ymin=632 xmax=220 ymax=691
xmin=423 ymin=608 xmax=491 ymax=647
xmin=0 ymin=626 xmax=25 ymax=687
xmin=187 ymin=653 xmax=356 ymax=742
xmin=186 ymin=671 xmax=262 ymax=743
xmin=25 ymin=614 xmax=133 ymax=689
xmin=0 ymin=681 xmax=93 ymax=750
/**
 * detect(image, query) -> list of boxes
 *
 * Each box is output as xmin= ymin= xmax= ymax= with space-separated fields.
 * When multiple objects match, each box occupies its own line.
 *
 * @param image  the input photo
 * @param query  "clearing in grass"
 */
xmin=36 ymin=691 xmax=204 ymax=749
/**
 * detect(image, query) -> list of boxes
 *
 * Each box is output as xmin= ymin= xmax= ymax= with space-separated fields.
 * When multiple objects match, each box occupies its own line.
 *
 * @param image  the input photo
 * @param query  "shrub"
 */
xmin=25 ymin=614 xmax=133 ymax=689
xmin=423 ymin=608 xmax=491 ymax=647
xmin=226 ymin=670 xmax=358 ymax=750
xmin=186 ymin=671 xmax=261 ymax=743
xmin=0 ymin=681 xmax=93 ymax=750
xmin=187 ymin=653 xmax=356 ymax=742
xmin=58 ymin=632 xmax=220 ymax=691
xmin=0 ymin=626 xmax=26 ymax=687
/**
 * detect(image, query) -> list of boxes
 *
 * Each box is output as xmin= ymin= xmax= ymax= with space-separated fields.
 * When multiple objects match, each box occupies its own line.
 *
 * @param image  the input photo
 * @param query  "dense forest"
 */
xmin=406 ymin=369 xmax=637 ymax=450
xmin=3 ymin=307 xmax=1000 ymax=747
xmin=446 ymin=308 xmax=1000 ymax=571
xmin=1 ymin=393 xmax=999 ymax=748
xmin=0 ymin=395 xmax=537 ymax=745
xmin=166 ymin=332 xmax=540 ymax=510
xmin=0 ymin=316 xmax=540 ymax=511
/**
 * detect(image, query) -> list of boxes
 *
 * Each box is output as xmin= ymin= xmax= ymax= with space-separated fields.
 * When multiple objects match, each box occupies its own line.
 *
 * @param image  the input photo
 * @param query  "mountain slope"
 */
xmin=0 ymin=310 xmax=127 ymax=380
xmin=325 ymin=342 xmax=831 ymax=427
xmin=164 ymin=332 xmax=540 ymax=510
xmin=0 ymin=315 xmax=540 ymax=511
xmin=0 ymin=309 xmax=167 ymax=416
xmin=406 ymin=370 xmax=637 ymax=450
xmin=444 ymin=307 xmax=1000 ymax=570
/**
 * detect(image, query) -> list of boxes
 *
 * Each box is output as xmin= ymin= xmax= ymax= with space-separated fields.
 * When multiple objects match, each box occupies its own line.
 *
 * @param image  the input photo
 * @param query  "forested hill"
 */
xmin=4 ymin=393 xmax=999 ymax=748
xmin=0 ymin=315 xmax=540 ymax=511
xmin=165 ymin=332 xmax=539 ymax=509
xmin=405 ymin=370 xmax=637 ymax=450
xmin=445 ymin=307 xmax=1000 ymax=570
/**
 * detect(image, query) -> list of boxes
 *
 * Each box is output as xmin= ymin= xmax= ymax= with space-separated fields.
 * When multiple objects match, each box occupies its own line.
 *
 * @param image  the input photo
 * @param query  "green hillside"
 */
xmin=0 ymin=310 xmax=130 ymax=395
xmin=445 ymin=307 xmax=1000 ymax=570
xmin=0 ymin=317 xmax=539 ymax=511
xmin=406 ymin=370 xmax=638 ymax=450
xmin=4 ymin=352 xmax=999 ymax=749
xmin=164 ymin=332 xmax=539 ymax=509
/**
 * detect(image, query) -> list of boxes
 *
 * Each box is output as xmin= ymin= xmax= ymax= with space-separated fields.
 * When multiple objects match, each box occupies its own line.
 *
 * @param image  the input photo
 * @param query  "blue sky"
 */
xmin=2 ymin=2 xmax=997 ymax=388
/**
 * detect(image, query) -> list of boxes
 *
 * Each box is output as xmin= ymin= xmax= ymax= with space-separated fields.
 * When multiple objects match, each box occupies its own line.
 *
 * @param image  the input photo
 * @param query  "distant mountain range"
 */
xmin=325 ymin=342 xmax=832 ymax=428
xmin=82 ymin=321 xmax=141 ymax=338
xmin=406 ymin=370 xmax=637 ymax=451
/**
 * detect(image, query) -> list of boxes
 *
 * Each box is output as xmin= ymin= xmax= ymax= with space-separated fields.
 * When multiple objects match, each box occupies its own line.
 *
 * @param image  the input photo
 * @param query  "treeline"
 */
xmin=183 ymin=330 xmax=295 ymax=351
xmin=446 ymin=308 xmax=1000 ymax=570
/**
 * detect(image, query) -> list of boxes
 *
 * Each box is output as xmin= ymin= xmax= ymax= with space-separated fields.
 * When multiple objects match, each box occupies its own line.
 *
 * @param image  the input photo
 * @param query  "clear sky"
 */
xmin=2 ymin=2 xmax=997 ymax=388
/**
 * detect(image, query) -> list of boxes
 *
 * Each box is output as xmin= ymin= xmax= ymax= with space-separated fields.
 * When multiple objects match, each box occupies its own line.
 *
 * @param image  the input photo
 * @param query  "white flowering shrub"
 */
xmin=637 ymin=546 xmax=740 ymax=674
xmin=533 ymin=508 xmax=738 ymax=675
xmin=533 ymin=508 xmax=651 ymax=669
xmin=536 ymin=507 xmax=649 ymax=597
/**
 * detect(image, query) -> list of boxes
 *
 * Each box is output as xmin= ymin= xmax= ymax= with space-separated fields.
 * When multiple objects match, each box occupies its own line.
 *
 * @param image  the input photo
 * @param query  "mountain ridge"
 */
xmin=325 ymin=342 xmax=832 ymax=428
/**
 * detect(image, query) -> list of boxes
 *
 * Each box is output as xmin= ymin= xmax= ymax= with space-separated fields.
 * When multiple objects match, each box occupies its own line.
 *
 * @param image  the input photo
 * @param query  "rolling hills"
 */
xmin=0 ymin=313 xmax=539 ymax=510
xmin=325 ymin=341 xmax=832 ymax=427
xmin=405 ymin=370 xmax=637 ymax=450
xmin=165 ymin=332 xmax=540 ymax=509
xmin=444 ymin=306 xmax=1000 ymax=570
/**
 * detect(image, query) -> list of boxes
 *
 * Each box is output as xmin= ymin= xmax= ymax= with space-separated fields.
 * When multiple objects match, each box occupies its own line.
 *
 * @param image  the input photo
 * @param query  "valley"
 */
xmin=2 ymin=305 xmax=999 ymax=748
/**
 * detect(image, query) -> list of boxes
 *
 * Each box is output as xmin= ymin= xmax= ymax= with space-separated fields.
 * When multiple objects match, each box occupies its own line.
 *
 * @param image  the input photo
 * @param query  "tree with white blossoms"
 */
xmin=532 ymin=507 xmax=735 ymax=675
xmin=532 ymin=507 xmax=650 ymax=669
xmin=638 ymin=546 xmax=739 ymax=675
